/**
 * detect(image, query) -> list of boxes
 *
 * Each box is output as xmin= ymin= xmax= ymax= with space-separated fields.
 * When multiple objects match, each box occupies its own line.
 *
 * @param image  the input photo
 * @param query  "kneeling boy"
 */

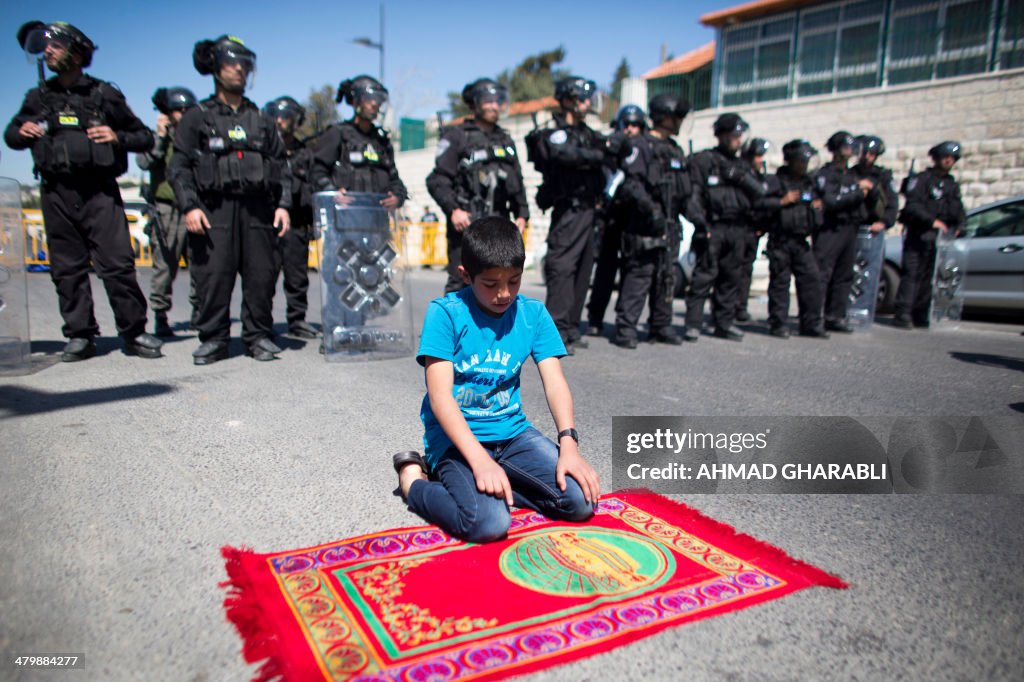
xmin=395 ymin=217 xmax=600 ymax=543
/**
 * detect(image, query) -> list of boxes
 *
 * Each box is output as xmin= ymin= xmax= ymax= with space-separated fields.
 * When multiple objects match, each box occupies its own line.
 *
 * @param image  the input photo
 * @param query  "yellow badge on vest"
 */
xmin=58 ymin=115 xmax=80 ymax=127
xmin=228 ymin=125 xmax=247 ymax=141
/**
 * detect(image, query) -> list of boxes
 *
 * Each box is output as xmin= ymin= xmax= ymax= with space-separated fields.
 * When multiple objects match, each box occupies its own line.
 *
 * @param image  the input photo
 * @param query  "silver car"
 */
xmin=881 ymin=194 xmax=1024 ymax=315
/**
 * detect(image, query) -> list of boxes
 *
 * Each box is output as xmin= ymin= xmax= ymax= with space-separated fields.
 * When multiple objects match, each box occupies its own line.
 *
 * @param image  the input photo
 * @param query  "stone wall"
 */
xmin=685 ymin=68 xmax=1024 ymax=210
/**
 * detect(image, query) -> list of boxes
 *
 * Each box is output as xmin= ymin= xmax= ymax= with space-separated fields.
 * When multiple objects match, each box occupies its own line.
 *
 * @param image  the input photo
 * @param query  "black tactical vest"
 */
xmin=32 ymin=78 xmax=122 ymax=177
xmin=456 ymin=125 xmax=522 ymax=215
xmin=330 ymin=122 xmax=395 ymax=194
xmin=192 ymin=102 xmax=277 ymax=196
xmin=644 ymin=135 xmax=691 ymax=220
xmin=774 ymin=170 xmax=821 ymax=236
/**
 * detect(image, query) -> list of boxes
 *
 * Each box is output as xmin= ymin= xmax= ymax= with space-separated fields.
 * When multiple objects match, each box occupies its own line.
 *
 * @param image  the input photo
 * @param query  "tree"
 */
xmin=298 ymin=84 xmax=341 ymax=141
xmin=610 ymin=57 xmax=630 ymax=103
xmin=445 ymin=46 xmax=571 ymax=116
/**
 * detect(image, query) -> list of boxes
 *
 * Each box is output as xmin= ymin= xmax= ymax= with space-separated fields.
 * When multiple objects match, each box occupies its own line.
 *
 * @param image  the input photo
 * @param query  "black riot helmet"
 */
xmin=18 ymin=20 xmax=97 ymax=68
xmin=193 ymin=35 xmax=256 ymax=82
xmin=613 ymin=104 xmax=646 ymax=130
xmin=742 ymin=137 xmax=771 ymax=159
xmin=152 ymin=87 xmax=198 ymax=115
xmin=337 ymin=75 xmax=389 ymax=120
xmin=461 ymin=78 xmax=509 ymax=112
xmin=856 ymin=134 xmax=885 ymax=157
xmin=648 ymin=94 xmax=690 ymax=125
xmin=554 ymin=76 xmax=598 ymax=103
xmin=825 ymin=130 xmax=855 ymax=153
xmin=782 ymin=139 xmax=818 ymax=163
xmin=929 ymin=140 xmax=962 ymax=161
xmin=712 ymin=112 xmax=749 ymax=136
xmin=263 ymin=96 xmax=306 ymax=127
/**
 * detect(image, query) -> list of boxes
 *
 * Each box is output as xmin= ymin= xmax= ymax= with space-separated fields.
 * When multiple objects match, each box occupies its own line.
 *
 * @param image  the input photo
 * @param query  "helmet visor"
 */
xmin=473 ymin=84 xmax=509 ymax=114
xmin=353 ymin=85 xmax=389 ymax=119
xmin=217 ymin=46 xmax=256 ymax=89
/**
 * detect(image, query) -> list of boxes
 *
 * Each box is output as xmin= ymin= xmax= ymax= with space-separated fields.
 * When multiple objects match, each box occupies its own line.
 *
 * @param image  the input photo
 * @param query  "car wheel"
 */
xmin=878 ymin=262 xmax=899 ymax=314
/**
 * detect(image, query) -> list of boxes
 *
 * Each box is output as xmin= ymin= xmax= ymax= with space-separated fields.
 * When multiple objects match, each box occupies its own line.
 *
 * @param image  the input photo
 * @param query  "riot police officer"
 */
xmin=761 ymin=140 xmax=829 ymax=339
xmin=894 ymin=141 xmax=966 ymax=328
xmin=585 ymin=104 xmax=646 ymax=337
xmin=138 ymin=86 xmax=198 ymax=337
xmin=264 ymin=96 xmax=319 ymax=339
xmin=684 ymin=113 xmax=764 ymax=342
xmin=613 ymin=95 xmax=691 ymax=349
xmin=851 ymin=135 xmax=898 ymax=234
xmin=311 ymin=75 xmax=407 ymax=209
xmin=169 ymin=35 xmax=292 ymax=365
xmin=813 ymin=130 xmax=873 ymax=333
xmin=735 ymin=137 xmax=771 ymax=324
xmin=427 ymin=78 xmax=528 ymax=293
xmin=5 ymin=21 xmax=163 ymax=362
xmin=528 ymin=76 xmax=605 ymax=354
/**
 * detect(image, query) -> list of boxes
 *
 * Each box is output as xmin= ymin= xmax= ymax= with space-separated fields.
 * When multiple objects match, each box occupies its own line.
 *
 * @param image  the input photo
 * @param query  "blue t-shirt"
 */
xmin=416 ymin=289 xmax=566 ymax=467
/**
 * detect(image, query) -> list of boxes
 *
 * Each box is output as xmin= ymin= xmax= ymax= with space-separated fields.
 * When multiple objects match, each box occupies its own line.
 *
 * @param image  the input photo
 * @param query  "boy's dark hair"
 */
xmin=461 ymin=217 xmax=525 ymax=277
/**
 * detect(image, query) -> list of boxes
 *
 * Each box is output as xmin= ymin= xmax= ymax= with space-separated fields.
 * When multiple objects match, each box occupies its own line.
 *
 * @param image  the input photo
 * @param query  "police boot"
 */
xmin=193 ymin=341 xmax=229 ymax=366
xmin=124 ymin=332 xmax=164 ymax=359
xmin=247 ymin=337 xmax=282 ymax=362
xmin=735 ymin=309 xmax=752 ymax=322
xmin=648 ymin=329 xmax=683 ymax=345
xmin=714 ymin=325 xmax=744 ymax=341
xmin=770 ymin=326 xmax=791 ymax=339
xmin=683 ymin=328 xmax=700 ymax=343
xmin=799 ymin=327 xmax=830 ymax=339
xmin=154 ymin=313 xmax=174 ymax=337
xmin=288 ymin=321 xmax=320 ymax=339
xmin=61 ymin=337 xmax=97 ymax=363
xmin=825 ymin=318 xmax=854 ymax=333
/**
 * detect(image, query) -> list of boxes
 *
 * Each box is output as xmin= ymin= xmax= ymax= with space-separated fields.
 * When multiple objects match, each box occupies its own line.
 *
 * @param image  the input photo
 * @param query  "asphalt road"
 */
xmin=1 ymin=267 xmax=1022 ymax=681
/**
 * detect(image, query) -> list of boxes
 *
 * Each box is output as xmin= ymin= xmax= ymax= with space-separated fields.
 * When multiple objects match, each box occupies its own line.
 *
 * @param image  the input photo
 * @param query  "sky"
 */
xmin=0 ymin=0 xmax=735 ymax=186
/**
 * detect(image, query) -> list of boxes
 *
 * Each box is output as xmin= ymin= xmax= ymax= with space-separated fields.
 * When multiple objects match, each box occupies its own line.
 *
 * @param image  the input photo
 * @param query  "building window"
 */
xmin=887 ymin=0 xmax=996 ymax=84
xmin=720 ymin=14 xmax=796 ymax=105
xmin=1000 ymin=0 xmax=1024 ymax=69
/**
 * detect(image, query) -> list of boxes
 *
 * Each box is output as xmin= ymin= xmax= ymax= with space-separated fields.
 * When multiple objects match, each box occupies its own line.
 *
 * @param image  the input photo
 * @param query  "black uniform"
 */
xmin=168 ymin=95 xmax=291 ymax=348
xmin=615 ymin=132 xmax=690 ymax=343
xmin=684 ymin=146 xmax=761 ymax=333
xmin=850 ymin=162 xmax=898 ymax=230
xmin=761 ymin=167 xmax=825 ymax=333
xmin=427 ymin=119 xmax=528 ymax=292
xmin=813 ymin=162 xmax=868 ymax=325
xmin=896 ymin=167 xmax=965 ymax=324
xmin=278 ymin=135 xmax=314 ymax=327
xmin=4 ymin=74 xmax=154 ymax=341
xmin=536 ymin=112 xmax=605 ymax=345
xmin=310 ymin=119 xmax=407 ymax=199
xmin=735 ymin=166 xmax=768 ymax=321
xmin=586 ymin=129 xmax=631 ymax=333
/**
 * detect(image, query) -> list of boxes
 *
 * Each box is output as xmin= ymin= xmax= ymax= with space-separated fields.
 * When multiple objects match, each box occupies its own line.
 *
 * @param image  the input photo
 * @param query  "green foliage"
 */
xmin=445 ymin=46 xmax=570 ymax=116
xmin=611 ymin=57 xmax=630 ymax=102
xmin=298 ymin=84 xmax=341 ymax=141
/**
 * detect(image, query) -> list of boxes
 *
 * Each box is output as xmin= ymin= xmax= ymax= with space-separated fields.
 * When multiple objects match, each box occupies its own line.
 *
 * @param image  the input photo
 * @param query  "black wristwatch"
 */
xmin=557 ymin=428 xmax=580 ymax=444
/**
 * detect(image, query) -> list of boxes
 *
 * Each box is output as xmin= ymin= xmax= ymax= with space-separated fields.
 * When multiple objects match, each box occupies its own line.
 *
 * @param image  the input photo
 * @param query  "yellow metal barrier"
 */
xmin=305 ymin=220 xmax=531 ymax=271
xmin=22 ymin=208 xmax=156 ymax=269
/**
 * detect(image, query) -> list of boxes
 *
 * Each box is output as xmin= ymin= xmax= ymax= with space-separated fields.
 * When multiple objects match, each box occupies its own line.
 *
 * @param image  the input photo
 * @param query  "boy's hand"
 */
xmin=473 ymin=458 xmax=514 ymax=506
xmin=556 ymin=442 xmax=601 ymax=507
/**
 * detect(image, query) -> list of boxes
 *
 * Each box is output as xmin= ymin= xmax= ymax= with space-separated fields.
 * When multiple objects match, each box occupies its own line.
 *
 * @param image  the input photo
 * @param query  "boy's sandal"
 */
xmin=393 ymin=451 xmax=427 ymax=474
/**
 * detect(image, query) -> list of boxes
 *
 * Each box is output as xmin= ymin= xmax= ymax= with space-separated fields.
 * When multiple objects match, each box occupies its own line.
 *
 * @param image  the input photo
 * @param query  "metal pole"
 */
xmin=380 ymin=3 xmax=385 ymax=83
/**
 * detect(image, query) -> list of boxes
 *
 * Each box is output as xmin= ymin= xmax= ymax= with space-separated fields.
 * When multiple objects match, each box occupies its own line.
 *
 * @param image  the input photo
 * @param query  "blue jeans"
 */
xmin=405 ymin=427 xmax=593 ymax=543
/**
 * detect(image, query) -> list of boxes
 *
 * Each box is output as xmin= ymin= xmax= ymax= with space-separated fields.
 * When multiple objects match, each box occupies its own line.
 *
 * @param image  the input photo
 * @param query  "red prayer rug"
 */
xmin=221 ymin=493 xmax=846 ymax=681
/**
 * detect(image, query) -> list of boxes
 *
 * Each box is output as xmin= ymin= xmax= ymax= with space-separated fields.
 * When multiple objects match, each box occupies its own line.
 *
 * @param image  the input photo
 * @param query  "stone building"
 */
xmin=693 ymin=0 xmax=1024 ymax=208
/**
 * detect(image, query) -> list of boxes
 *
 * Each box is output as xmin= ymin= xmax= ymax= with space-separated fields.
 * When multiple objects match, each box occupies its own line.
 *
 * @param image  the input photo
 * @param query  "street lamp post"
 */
xmin=352 ymin=3 xmax=385 ymax=83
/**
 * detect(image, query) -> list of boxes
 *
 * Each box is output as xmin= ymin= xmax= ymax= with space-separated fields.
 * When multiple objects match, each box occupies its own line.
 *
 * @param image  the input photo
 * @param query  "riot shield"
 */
xmin=929 ymin=232 xmax=967 ymax=328
xmin=848 ymin=226 xmax=885 ymax=330
xmin=314 ymin=191 xmax=414 ymax=361
xmin=0 ymin=178 xmax=31 ymax=374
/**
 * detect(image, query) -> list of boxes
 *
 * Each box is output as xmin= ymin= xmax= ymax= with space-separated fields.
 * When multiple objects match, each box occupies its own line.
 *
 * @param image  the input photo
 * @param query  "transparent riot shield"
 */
xmin=0 ymin=178 xmax=31 ymax=374
xmin=314 ymin=191 xmax=414 ymax=360
xmin=848 ymin=226 xmax=885 ymax=330
xmin=930 ymin=232 xmax=967 ymax=328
